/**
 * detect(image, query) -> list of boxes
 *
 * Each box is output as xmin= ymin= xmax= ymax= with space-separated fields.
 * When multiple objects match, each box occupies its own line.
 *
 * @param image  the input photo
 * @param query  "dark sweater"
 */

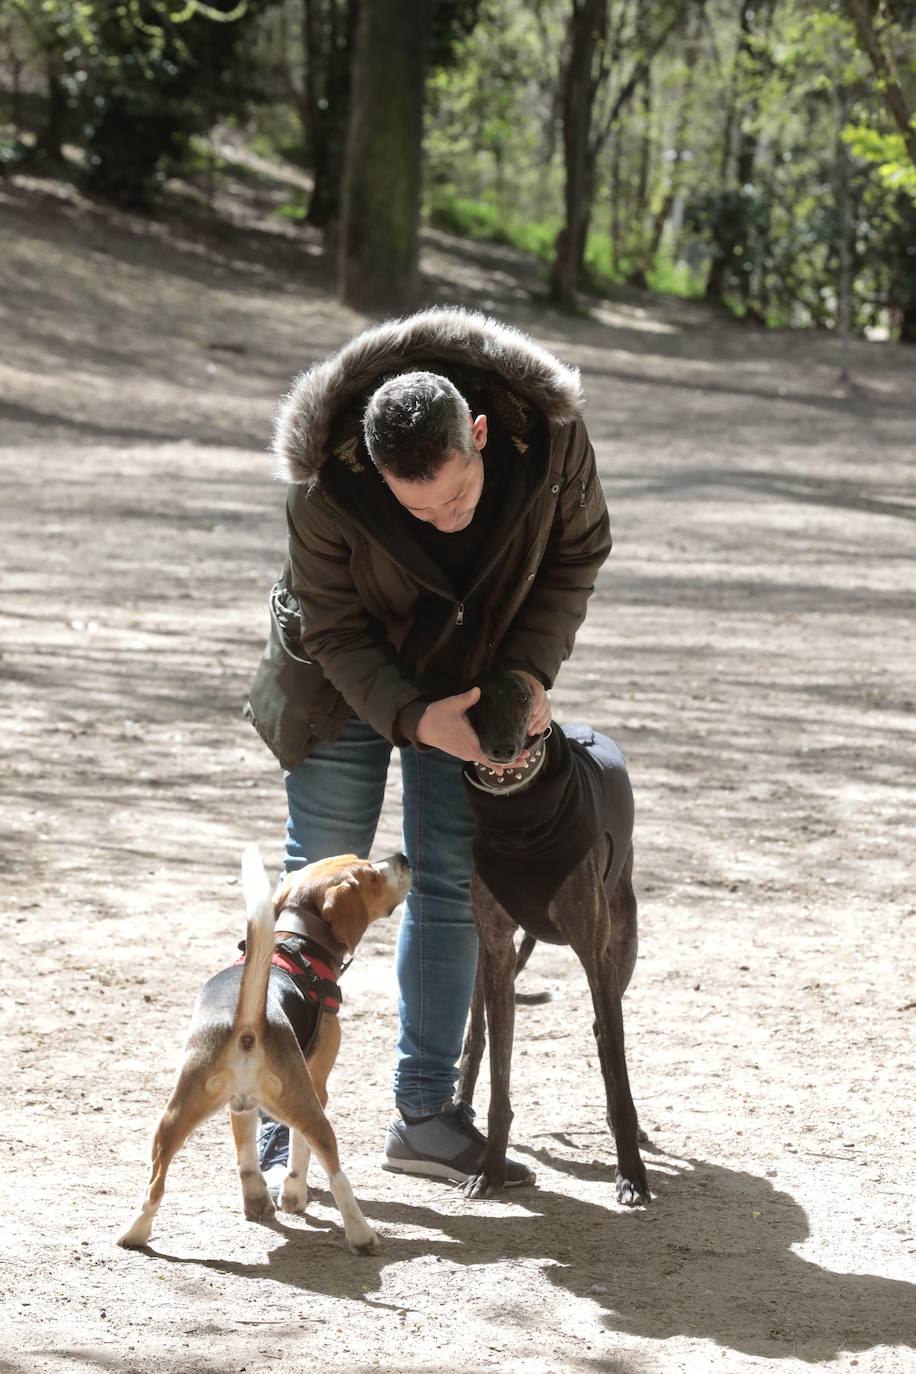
xmin=463 ymin=724 xmax=633 ymax=944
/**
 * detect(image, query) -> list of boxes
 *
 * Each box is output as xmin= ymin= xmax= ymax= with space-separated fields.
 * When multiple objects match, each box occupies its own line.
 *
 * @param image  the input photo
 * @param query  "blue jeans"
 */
xmin=284 ymin=717 xmax=477 ymax=1117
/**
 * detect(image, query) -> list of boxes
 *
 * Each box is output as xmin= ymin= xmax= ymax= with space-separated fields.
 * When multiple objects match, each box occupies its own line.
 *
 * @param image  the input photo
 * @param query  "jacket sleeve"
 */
xmin=497 ymin=418 xmax=611 ymax=688
xmin=286 ymin=486 xmax=428 ymax=744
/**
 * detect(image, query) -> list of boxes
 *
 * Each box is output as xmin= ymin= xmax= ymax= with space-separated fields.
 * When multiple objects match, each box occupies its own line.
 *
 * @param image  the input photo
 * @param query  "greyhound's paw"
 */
xmin=462 ymin=1172 xmax=503 ymax=1200
xmin=244 ymin=1188 xmax=277 ymax=1222
xmin=347 ymin=1223 xmax=381 ymax=1256
xmin=615 ymin=1170 xmax=651 ymax=1207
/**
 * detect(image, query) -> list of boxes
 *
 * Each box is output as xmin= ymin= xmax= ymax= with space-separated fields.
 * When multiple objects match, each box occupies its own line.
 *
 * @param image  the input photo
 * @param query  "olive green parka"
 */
xmin=245 ymin=308 xmax=611 ymax=772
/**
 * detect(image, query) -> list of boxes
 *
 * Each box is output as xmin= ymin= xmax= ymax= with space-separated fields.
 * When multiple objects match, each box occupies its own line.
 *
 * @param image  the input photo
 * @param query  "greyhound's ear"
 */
xmin=321 ymin=877 xmax=370 ymax=955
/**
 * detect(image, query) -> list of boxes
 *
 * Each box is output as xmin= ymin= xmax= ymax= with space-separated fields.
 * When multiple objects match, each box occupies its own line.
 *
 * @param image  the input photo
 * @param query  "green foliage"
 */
xmin=845 ymin=125 xmax=916 ymax=197
xmin=4 ymin=0 xmax=270 ymax=203
xmin=2 ymin=0 xmax=914 ymax=336
xmin=428 ymin=194 xmax=558 ymax=257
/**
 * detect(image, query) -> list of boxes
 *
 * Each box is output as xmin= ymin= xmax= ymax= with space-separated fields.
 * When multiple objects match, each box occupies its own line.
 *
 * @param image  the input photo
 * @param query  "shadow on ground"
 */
xmin=134 ymin=1153 xmax=916 ymax=1365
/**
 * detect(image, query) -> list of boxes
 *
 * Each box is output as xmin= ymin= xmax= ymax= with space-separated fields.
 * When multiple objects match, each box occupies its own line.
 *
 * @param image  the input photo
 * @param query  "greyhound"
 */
xmin=457 ymin=672 xmax=649 ymax=1206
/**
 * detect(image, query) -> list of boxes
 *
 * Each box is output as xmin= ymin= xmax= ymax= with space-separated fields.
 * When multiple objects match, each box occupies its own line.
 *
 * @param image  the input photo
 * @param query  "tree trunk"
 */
xmin=609 ymin=125 xmax=622 ymax=274
xmin=705 ymin=0 xmax=753 ymax=306
xmin=646 ymin=12 xmax=700 ymax=268
xmin=627 ymin=70 xmax=652 ymax=287
xmin=306 ymin=0 xmax=358 ymax=232
xmin=552 ymin=1 xmax=683 ymax=306
xmin=36 ymin=55 xmax=66 ymax=163
xmin=549 ymin=0 xmax=608 ymax=307
xmin=338 ymin=0 xmax=430 ymax=310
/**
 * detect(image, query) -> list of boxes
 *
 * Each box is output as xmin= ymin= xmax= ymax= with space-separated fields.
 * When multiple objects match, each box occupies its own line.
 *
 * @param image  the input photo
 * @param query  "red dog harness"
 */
xmin=233 ymin=935 xmax=346 ymax=1059
xmin=234 ymin=940 xmax=342 ymax=1013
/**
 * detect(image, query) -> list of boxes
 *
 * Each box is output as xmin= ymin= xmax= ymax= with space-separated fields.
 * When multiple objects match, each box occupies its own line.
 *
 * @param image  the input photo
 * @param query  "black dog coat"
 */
xmin=464 ymin=724 xmax=634 ymax=945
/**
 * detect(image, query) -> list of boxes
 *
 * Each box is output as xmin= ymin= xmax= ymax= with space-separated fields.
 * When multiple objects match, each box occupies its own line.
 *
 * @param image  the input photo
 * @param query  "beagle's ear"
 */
xmin=272 ymin=870 xmax=298 ymax=921
xmin=321 ymin=877 xmax=370 ymax=955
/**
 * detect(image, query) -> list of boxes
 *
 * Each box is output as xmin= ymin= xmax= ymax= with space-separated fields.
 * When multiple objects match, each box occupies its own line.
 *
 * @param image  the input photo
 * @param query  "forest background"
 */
xmin=1 ymin=0 xmax=915 ymax=340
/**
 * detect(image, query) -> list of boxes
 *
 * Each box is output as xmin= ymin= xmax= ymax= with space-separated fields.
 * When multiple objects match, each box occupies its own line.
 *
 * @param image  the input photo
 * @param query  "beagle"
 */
xmin=117 ymin=846 xmax=411 ymax=1254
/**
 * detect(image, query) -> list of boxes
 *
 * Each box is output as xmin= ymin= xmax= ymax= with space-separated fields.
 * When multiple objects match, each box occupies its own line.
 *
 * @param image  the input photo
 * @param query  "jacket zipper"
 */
xmin=327 ymin=463 xmax=551 ymax=652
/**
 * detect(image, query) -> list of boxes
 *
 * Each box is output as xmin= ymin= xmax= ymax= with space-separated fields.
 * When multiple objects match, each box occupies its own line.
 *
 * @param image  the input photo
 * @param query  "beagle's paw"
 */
xmin=279 ymin=1176 xmax=308 ymax=1214
xmin=243 ymin=1187 xmax=277 ymax=1222
xmin=115 ymin=1214 xmax=153 ymax=1248
xmin=347 ymin=1221 xmax=381 ymax=1256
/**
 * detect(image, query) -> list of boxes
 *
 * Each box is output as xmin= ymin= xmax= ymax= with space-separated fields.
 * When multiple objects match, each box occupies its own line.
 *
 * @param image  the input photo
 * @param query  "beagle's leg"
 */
xmin=282 ymin=1129 xmax=312 ymax=1214
xmin=551 ymin=853 xmax=649 ymax=1206
xmin=279 ymin=1017 xmax=340 ymax=1215
xmin=464 ymin=873 xmax=518 ymax=1199
xmin=230 ymin=1107 xmax=276 ymax=1222
xmin=265 ymin=1062 xmax=379 ymax=1254
xmin=116 ymin=1069 xmax=221 ymax=1247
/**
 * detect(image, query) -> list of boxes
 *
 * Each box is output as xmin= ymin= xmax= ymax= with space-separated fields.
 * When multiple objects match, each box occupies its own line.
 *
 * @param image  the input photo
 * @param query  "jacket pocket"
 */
xmin=244 ymin=577 xmax=346 ymax=771
xmin=559 ymin=468 xmax=604 ymax=540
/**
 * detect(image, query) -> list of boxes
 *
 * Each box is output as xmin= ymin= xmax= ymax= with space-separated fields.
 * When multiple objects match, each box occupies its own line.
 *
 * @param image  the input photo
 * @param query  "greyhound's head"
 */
xmin=467 ymin=672 xmax=535 ymax=763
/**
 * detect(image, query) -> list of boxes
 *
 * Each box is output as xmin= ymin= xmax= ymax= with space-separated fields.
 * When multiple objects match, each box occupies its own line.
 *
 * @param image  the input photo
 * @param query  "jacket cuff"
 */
xmin=497 ymin=661 xmax=552 ymax=691
xmin=393 ymin=698 xmax=430 ymax=748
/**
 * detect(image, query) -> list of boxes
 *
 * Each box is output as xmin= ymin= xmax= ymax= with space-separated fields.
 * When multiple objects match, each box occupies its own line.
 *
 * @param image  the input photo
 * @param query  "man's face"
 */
xmin=382 ymin=414 xmax=488 ymax=533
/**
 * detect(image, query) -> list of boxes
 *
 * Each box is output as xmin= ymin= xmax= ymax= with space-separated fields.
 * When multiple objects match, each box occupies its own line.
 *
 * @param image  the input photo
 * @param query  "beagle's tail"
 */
xmin=233 ymin=844 xmax=276 ymax=1052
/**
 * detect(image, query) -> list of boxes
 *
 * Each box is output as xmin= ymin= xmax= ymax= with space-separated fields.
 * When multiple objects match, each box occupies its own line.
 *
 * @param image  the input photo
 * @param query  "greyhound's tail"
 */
xmin=514 ymin=934 xmax=553 ymax=1005
xmin=232 ymin=844 xmax=275 ymax=1052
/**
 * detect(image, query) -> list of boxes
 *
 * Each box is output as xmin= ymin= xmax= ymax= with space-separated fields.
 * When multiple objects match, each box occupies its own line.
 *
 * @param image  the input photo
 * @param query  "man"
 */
xmin=245 ymin=307 xmax=611 ymax=1186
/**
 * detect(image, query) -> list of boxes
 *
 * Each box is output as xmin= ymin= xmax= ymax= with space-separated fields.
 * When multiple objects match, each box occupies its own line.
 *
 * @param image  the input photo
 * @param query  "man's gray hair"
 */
xmin=363 ymin=371 xmax=474 ymax=481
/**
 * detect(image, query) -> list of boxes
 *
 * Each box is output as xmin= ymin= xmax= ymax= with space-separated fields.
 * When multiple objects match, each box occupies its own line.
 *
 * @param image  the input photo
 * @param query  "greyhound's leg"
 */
xmin=551 ymin=853 xmax=649 ymax=1206
xmin=463 ymin=873 xmax=518 ymax=1199
xmin=456 ymin=957 xmax=486 ymax=1107
xmin=608 ymin=845 xmax=638 ymax=996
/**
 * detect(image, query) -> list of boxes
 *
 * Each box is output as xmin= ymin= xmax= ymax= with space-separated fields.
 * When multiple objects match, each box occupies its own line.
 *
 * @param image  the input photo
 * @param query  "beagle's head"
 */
xmin=274 ymin=852 xmax=411 ymax=955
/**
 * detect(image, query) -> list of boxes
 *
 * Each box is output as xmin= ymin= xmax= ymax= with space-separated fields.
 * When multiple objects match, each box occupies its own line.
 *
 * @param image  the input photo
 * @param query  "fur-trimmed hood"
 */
xmin=273 ymin=308 xmax=584 ymax=486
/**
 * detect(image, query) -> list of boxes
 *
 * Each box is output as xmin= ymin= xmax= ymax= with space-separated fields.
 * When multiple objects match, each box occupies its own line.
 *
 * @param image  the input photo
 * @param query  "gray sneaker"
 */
xmin=383 ymin=1101 xmax=536 ymax=1186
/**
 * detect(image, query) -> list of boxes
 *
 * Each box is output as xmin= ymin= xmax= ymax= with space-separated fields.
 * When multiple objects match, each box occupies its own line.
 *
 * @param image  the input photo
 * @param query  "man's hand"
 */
xmin=416 ymin=687 xmax=484 ymax=761
xmin=511 ymin=670 xmax=551 ymax=736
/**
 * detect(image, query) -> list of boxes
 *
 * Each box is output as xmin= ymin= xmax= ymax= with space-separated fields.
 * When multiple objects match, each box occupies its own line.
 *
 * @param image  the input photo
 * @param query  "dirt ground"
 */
xmin=1 ymin=163 xmax=914 ymax=1374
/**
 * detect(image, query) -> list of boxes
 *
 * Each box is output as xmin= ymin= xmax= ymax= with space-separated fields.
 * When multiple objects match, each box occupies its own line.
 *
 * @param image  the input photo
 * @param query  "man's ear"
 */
xmin=321 ymin=877 xmax=370 ymax=955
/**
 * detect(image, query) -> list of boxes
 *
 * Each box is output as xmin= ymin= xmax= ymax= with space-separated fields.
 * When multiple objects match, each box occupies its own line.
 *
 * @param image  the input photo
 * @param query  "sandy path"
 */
xmin=1 ymin=172 xmax=914 ymax=1374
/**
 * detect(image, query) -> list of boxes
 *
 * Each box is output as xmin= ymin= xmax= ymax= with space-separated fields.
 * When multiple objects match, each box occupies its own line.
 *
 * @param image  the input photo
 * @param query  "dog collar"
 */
xmin=274 ymin=905 xmax=350 ymax=968
xmin=464 ymin=729 xmax=550 ymax=797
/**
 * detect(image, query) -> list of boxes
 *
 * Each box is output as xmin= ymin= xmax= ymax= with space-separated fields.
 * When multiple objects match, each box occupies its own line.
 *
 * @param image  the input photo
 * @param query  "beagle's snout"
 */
xmin=376 ymin=852 xmax=412 ymax=905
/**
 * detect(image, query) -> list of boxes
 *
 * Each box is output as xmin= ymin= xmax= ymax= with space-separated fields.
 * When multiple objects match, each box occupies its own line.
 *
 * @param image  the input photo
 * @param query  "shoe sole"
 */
xmin=382 ymin=1156 xmax=534 ymax=1187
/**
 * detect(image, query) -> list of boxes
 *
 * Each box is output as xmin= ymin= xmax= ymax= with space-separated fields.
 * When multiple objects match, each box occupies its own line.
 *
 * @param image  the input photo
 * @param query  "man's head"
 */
xmin=363 ymin=371 xmax=488 ymax=533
